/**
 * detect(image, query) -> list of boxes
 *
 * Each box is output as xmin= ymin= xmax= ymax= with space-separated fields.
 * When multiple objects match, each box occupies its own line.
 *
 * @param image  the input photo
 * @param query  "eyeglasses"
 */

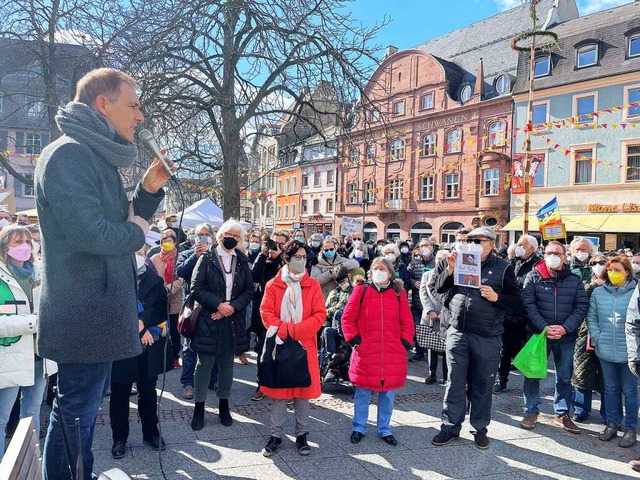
xmin=224 ymin=233 xmax=241 ymax=240
xmin=590 ymin=260 xmax=606 ymax=266
xmin=324 ymin=248 xmax=335 ymax=252
xmin=545 ymin=251 xmax=564 ymax=256
xmin=292 ymin=255 xmax=307 ymax=261
xmin=468 ymin=239 xmax=491 ymax=244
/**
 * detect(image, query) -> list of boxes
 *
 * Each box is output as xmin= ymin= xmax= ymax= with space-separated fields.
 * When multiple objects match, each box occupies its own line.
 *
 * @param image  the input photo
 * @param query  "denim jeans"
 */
xmin=0 ymin=359 xmax=46 ymax=457
xmin=323 ymin=327 xmax=339 ymax=356
xmin=42 ymin=361 xmax=111 ymax=480
xmin=523 ymin=340 xmax=574 ymax=416
xmin=572 ymin=387 xmax=592 ymax=416
xmin=599 ymin=360 xmax=639 ymax=431
xmin=181 ymin=338 xmax=217 ymax=387
xmin=352 ymin=387 xmax=395 ymax=437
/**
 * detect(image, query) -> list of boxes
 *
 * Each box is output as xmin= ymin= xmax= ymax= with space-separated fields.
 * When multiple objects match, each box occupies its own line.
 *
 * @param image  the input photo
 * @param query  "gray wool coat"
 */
xmin=35 ymin=136 xmax=164 ymax=364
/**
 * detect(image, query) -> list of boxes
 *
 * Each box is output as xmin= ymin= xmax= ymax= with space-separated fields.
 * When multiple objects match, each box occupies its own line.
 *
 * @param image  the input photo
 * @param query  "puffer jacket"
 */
xmin=0 ymin=261 xmax=38 ymax=388
xmin=522 ymin=261 xmax=589 ymax=342
xmin=311 ymin=254 xmax=359 ymax=299
xmin=341 ymin=279 xmax=415 ymax=392
xmin=587 ymin=278 xmax=637 ymax=363
xmin=151 ymin=253 xmax=184 ymax=314
xmin=408 ymin=255 xmax=435 ymax=309
xmin=625 ymin=284 xmax=640 ymax=361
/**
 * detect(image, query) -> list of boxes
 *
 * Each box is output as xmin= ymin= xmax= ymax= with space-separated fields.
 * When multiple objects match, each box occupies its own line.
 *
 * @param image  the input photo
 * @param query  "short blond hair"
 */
xmin=74 ymin=68 xmax=137 ymax=106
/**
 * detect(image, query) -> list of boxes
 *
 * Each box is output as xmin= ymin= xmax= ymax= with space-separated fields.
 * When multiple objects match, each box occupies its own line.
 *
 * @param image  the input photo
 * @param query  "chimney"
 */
xmin=383 ymin=45 xmax=399 ymax=60
xmin=475 ymin=58 xmax=484 ymax=99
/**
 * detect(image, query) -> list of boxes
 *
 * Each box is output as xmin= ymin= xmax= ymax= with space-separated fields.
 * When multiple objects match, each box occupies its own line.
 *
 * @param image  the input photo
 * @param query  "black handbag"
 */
xmin=416 ymin=324 xmax=446 ymax=353
xmin=258 ymin=327 xmax=311 ymax=389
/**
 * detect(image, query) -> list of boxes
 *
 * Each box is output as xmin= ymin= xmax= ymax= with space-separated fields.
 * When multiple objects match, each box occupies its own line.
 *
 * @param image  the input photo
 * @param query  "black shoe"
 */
xmin=296 ymin=433 xmax=311 ymax=455
xmin=425 ymin=375 xmax=437 ymax=385
xmin=432 ymin=430 xmax=458 ymax=446
xmin=262 ymin=436 xmax=282 ymax=457
xmin=191 ymin=402 xmax=205 ymax=431
xmin=408 ymin=353 xmax=425 ymax=362
xmin=381 ymin=435 xmax=398 ymax=446
xmin=492 ymin=382 xmax=507 ymax=394
xmin=572 ymin=412 xmax=589 ymax=423
xmin=219 ymin=398 xmax=233 ymax=426
xmin=111 ymin=441 xmax=127 ymax=459
xmin=143 ymin=435 xmax=166 ymax=451
xmin=439 ymin=379 xmax=447 ymax=386
xmin=473 ymin=432 xmax=490 ymax=450
xmin=350 ymin=431 xmax=364 ymax=444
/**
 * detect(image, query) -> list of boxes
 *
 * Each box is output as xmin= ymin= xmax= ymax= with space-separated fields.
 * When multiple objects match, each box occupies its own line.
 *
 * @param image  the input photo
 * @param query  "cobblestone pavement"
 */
xmin=54 ymin=352 xmax=640 ymax=479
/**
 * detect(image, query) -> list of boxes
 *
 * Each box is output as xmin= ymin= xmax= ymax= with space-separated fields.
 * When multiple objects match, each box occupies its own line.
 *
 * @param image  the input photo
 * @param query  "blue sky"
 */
xmin=348 ymin=0 xmax=633 ymax=52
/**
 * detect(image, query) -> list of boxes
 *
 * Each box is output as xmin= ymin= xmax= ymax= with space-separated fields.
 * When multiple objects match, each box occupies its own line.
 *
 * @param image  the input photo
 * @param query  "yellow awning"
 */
xmin=16 ymin=208 xmax=37 ymax=217
xmin=502 ymin=214 xmax=612 ymax=233
xmin=599 ymin=214 xmax=640 ymax=233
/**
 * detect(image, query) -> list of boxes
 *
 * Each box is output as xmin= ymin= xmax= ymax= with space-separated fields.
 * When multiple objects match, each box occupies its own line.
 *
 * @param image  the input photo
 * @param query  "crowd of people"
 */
xmin=2 ymin=67 xmax=640 ymax=478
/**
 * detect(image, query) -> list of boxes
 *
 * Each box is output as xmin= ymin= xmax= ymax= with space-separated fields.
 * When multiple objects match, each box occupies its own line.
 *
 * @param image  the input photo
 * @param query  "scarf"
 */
xmin=279 ymin=265 xmax=304 ymax=325
xmin=55 ymin=102 xmax=137 ymax=169
xmin=7 ymin=260 xmax=35 ymax=279
xmin=160 ymin=249 xmax=178 ymax=285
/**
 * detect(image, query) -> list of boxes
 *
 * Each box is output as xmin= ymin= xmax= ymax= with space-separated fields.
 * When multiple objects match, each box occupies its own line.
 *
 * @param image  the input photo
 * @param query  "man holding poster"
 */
xmin=429 ymin=227 xmax=520 ymax=449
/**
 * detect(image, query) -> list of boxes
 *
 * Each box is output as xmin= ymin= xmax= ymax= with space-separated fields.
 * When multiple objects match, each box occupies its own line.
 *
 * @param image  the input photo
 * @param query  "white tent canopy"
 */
xmin=175 ymin=198 xmax=251 ymax=229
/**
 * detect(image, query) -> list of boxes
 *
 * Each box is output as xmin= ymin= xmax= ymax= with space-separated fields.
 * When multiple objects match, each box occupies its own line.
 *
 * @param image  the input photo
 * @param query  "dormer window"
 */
xmin=495 ymin=75 xmax=511 ymax=95
xmin=576 ymin=44 xmax=598 ymax=68
xmin=629 ymin=33 xmax=640 ymax=58
xmin=533 ymin=55 xmax=551 ymax=78
xmin=460 ymin=84 xmax=473 ymax=103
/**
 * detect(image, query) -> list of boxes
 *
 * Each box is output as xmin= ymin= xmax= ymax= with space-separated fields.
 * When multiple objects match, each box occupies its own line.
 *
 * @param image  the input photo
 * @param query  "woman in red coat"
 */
xmin=259 ymin=240 xmax=326 ymax=457
xmin=341 ymin=257 xmax=414 ymax=446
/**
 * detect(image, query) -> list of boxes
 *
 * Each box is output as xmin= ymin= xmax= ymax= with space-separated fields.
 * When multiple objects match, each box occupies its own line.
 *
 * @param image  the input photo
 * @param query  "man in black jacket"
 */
xmin=430 ymin=227 xmax=520 ymax=450
xmin=520 ymin=240 xmax=588 ymax=434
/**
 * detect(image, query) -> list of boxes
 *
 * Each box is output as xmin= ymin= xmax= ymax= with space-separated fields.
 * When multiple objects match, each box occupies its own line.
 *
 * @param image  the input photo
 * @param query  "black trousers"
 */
xmin=169 ymin=314 xmax=180 ymax=360
xmin=429 ymin=350 xmax=448 ymax=378
xmin=110 ymin=375 xmax=159 ymax=443
xmin=497 ymin=321 xmax=527 ymax=384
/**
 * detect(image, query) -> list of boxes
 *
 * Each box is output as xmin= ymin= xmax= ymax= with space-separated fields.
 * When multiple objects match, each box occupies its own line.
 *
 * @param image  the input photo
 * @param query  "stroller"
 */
xmin=319 ymin=310 xmax=353 ymax=389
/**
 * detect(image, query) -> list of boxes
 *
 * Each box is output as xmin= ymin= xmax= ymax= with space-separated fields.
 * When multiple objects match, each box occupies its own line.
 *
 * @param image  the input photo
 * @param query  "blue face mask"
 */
xmin=324 ymin=250 xmax=336 ymax=259
xmin=295 ymin=236 xmax=305 ymax=244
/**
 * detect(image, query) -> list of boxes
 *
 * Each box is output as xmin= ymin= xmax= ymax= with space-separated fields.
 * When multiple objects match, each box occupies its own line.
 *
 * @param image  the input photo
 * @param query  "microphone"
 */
xmin=139 ymin=129 xmax=175 ymax=176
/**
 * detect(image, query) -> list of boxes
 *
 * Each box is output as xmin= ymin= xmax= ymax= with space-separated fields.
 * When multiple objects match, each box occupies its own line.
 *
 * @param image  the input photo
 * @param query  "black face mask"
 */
xmin=222 ymin=237 xmax=238 ymax=250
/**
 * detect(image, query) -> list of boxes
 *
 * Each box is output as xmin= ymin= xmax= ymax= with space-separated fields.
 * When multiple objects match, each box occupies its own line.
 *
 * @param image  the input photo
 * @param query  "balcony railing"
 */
xmin=377 ymin=198 xmax=410 ymax=212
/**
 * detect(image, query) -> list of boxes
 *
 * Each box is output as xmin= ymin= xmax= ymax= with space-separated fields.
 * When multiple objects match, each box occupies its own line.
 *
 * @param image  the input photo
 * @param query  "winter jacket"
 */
xmin=341 ymin=280 xmax=415 ymax=392
xmin=625 ymin=284 xmax=640 ymax=361
xmin=325 ymin=284 xmax=353 ymax=331
xmin=572 ymin=321 xmax=603 ymax=392
xmin=151 ymin=253 xmax=184 ymax=315
xmin=176 ymin=246 xmax=200 ymax=295
xmin=522 ymin=261 xmax=589 ymax=342
xmin=0 ymin=261 xmax=39 ymax=388
xmin=505 ymin=253 xmax=540 ymax=325
xmin=587 ymin=279 xmax=637 ymax=363
xmin=251 ymin=253 xmax=282 ymax=335
xmin=190 ymin=247 xmax=254 ymax=356
xmin=431 ymin=253 xmax=520 ymax=337
xmin=569 ymin=258 xmax=592 ymax=286
xmin=311 ymin=254 xmax=359 ymax=299
xmin=259 ymin=271 xmax=326 ymax=400
xmin=408 ymin=255 xmax=435 ymax=310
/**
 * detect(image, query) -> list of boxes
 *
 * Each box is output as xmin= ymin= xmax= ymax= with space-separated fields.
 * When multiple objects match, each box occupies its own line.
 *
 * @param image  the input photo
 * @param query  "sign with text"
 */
xmin=454 ymin=245 xmax=481 ymax=289
xmin=541 ymin=223 xmax=567 ymax=240
xmin=605 ymin=233 xmax=617 ymax=251
xmin=340 ymin=217 xmax=363 ymax=236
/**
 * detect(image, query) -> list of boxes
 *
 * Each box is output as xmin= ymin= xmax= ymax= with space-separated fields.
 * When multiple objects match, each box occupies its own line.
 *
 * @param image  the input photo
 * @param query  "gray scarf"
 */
xmin=55 ymin=102 xmax=137 ymax=169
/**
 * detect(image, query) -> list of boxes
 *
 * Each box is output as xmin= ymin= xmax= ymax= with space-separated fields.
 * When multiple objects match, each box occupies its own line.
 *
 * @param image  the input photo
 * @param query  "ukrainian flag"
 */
xmin=536 ymin=197 xmax=562 ymax=227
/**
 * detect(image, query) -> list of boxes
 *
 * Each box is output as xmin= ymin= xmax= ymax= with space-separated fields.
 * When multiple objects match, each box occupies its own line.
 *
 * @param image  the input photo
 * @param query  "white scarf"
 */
xmin=279 ymin=265 xmax=305 ymax=324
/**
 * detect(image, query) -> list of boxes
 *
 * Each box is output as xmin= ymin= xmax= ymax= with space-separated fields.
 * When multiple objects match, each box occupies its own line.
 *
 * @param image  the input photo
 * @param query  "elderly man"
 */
xmin=311 ymin=238 xmax=359 ymax=299
xmin=520 ymin=241 xmax=589 ymax=434
xmin=0 ymin=207 xmax=13 ymax=230
xmin=430 ymin=227 xmax=519 ymax=449
xmin=494 ymin=235 xmax=540 ymax=393
xmin=569 ymin=237 xmax=596 ymax=286
xmin=35 ymin=68 xmax=171 ymax=479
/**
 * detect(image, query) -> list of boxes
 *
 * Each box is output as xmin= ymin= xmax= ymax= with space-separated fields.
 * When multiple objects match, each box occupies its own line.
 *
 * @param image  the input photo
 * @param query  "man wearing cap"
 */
xmin=429 ymin=227 xmax=520 ymax=450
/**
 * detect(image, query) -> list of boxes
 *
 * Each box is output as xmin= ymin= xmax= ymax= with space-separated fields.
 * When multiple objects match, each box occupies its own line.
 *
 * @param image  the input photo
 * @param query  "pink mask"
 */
xmin=7 ymin=243 xmax=32 ymax=262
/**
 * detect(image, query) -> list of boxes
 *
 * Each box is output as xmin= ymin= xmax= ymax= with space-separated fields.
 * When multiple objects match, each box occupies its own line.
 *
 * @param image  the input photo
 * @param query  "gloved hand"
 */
xmin=629 ymin=360 xmax=640 ymax=378
xmin=348 ymin=334 xmax=362 ymax=349
xmin=401 ymin=338 xmax=412 ymax=351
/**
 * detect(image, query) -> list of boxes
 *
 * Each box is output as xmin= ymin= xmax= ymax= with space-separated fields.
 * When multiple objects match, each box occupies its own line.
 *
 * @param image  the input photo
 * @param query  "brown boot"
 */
xmin=521 ymin=413 xmax=538 ymax=430
xmin=629 ymin=458 xmax=640 ymax=472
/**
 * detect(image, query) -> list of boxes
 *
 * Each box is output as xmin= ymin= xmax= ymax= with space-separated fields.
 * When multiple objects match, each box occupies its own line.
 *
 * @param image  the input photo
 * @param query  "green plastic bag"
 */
xmin=513 ymin=327 xmax=549 ymax=379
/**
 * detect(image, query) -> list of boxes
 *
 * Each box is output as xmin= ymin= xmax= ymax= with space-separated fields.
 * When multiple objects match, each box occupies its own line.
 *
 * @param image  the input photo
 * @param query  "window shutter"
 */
xmin=15 ymin=131 xmax=25 ymax=154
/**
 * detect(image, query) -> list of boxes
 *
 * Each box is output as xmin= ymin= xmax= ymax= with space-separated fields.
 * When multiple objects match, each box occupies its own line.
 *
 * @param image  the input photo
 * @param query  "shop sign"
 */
xmin=587 ymin=203 xmax=640 ymax=213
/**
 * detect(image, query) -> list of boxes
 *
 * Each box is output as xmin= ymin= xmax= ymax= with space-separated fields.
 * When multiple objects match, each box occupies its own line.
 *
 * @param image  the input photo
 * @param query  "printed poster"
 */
xmin=454 ymin=244 xmax=481 ymax=289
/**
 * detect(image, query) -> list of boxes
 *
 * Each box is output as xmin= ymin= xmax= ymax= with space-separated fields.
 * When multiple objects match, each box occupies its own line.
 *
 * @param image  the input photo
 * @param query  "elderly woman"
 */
xmin=0 ymin=226 xmax=44 ymax=458
xmin=151 ymin=230 xmax=184 ymax=368
xmin=189 ymin=219 xmax=254 ymax=431
xmin=311 ymin=238 xmax=358 ymax=299
xmin=341 ymin=257 xmax=414 ymax=446
xmin=260 ymin=240 xmax=326 ymax=457
xmin=349 ymin=240 xmax=371 ymax=274
xmin=380 ymin=242 xmax=411 ymax=291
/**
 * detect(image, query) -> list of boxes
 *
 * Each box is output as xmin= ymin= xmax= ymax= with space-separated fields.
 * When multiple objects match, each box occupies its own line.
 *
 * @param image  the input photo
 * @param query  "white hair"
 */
xmin=519 ymin=234 xmax=538 ymax=250
xmin=216 ymin=218 xmax=244 ymax=244
xmin=382 ymin=242 xmax=400 ymax=258
xmin=349 ymin=240 xmax=369 ymax=260
xmin=570 ymin=236 xmax=597 ymax=256
xmin=435 ymin=249 xmax=450 ymax=262
xmin=507 ymin=244 xmax=517 ymax=254
xmin=195 ymin=223 xmax=214 ymax=236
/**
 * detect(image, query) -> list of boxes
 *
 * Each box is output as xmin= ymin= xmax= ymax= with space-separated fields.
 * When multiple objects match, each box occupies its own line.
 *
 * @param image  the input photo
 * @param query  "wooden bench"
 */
xmin=0 ymin=417 xmax=42 ymax=480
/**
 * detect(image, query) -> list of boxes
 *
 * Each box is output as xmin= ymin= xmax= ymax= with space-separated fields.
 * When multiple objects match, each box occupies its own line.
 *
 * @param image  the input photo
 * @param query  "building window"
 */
xmin=314 ymin=171 xmax=321 ymax=186
xmin=284 ymin=179 xmax=289 ymax=194
xmin=488 ymin=121 xmax=505 ymax=147
xmin=366 ymin=144 xmax=376 ymax=161
xmin=291 ymin=177 xmax=297 ymax=192
xmin=576 ymin=44 xmax=598 ymax=68
xmin=574 ymin=94 xmax=596 ymax=124
xmin=348 ymin=183 xmax=358 ymax=204
xmin=326 ymin=169 xmax=334 ymax=185
xmin=421 ymin=92 xmax=434 ymax=110
xmin=276 ymin=205 xmax=281 ymax=219
xmin=313 ymin=199 xmax=320 ymax=213
xmin=363 ymin=181 xmax=375 ymax=203
xmin=26 ymin=101 xmax=44 ymax=117
xmin=532 ymin=154 xmax=546 ymax=187
xmin=326 ymin=199 xmax=334 ymax=212
xmin=460 ymin=85 xmax=472 ymax=103
xmin=421 ymin=133 xmax=436 ymax=156
xmin=389 ymin=138 xmax=405 ymax=161
xmin=420 ymin=176 xmax=434 ymax=200
xmin=23 ymin=173 xmax=35 ymax=197
xmin=626 ymin=86 xmax=640 ymax=118
xmin=25 ymin=133 xmax=42 ymax=155
xmin=444 ymin=173 xmax=459 ymax=198
xmin=291 ymin=204 xmax=296 ymax=218
xmin=446 ymin=129 xmax=461 ymax=153
xmin=495 ymin=75 xmax=510 ymax=95
xmin=629 ymin=33 xmax=640 ymax=58
xmin=350 ymin=148 xmax=359 ymax=167
xmin=267 ymin=203 xmax=274 ymax=218
xmin=284 ymin=205 xmax=289 ymax=219
xmin=574 ymin=149 xmax=594 ymax=184
xmin=532 ymin=103 xmax=548 ymax=127
xmin=302 ymin=200 xmax=308 ymax=213
xmin=388 ymin=179 xmax=403 ymax=201
xmin=370 ymin=108 xmax=380 ymax=122
xmin=302 ymin=174 xmax=309 ymax=187
xmin=276 ymin=180 xmax=282 ymax=194
xmin=534 ymin=55 xmax=551 ymax=77
xmin=483 ymin=168 xmax=500 ymax=196
xmin=626 ymin=145 xmax=640 ymax=182
xmin=392 ymin=101 xmax=405 ymax=116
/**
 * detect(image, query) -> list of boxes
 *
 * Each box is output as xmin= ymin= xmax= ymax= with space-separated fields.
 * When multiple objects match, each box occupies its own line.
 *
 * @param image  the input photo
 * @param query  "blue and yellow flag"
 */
xmin=536 ymin=197 xmax=562 ymax=227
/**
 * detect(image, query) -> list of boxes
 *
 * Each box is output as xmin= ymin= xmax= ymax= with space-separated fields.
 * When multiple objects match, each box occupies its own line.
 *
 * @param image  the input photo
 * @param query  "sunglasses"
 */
xmin=467 ymin=239 xmax=491 ymax=244
xmin=590 ymin=260 xmax=606 ymax=266
xmin=324 ymin=248 xmax=335 ymax=252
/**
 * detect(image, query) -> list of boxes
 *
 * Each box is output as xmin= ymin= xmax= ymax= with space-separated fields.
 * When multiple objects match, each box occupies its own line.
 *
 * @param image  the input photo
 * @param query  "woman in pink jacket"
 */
xmin=341 ymin=257 xmax=414 ymax=446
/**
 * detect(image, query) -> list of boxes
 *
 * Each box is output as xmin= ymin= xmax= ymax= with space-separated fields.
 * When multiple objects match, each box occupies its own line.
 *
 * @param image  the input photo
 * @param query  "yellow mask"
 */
xmin=607 ymin=270 xmax=626 ymax=287
xmin=161 ymin=242 xmax=175 ymax=253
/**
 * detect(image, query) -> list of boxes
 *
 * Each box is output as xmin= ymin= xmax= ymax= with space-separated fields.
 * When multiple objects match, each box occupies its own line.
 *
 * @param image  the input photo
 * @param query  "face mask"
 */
xmin=31 ymin=241 xmax=40 ymax=255
xmin=161 ymin=242 xmax=175 ymax=253
xmin=385 ymin=253 xmax=396 ymax=263
xmin=289 ymin=258 xmax=306 ymax=274
xmin=222 ymin=237 xmax=238 ymax=250
xmin=514 ymin=246 xmax=526 ymax=258
xmin=575 ymin=251 xmax=589 ymax=262
xmin=545 ymin=254 xmax=562 ymax=270
xmin=295 ymin=236 xmax=305 ymax=244
xmin=372 ymin=269 xmax=389 ymax=285
xmin=311 ymin=241 xmax=321 ymax=248
xmin=592 ymin=264 xmax=604 ymax=277
xmin=0 ymin=219 xmax=10 ymax=229
xmin=135 ymin=254 xmax=146 ymax=271
xmin=607 ymin=270 xmax=626 ymax=286
xmin=400 ymin=247 xmax=409 ymax=254
xmin=249 ymin=242 xmax=260 ymax=251
xmin=324 ymin=250 xmax=336 ymax=259
xmin=354 ymin=250 xmax=364 ymax=259
xmin=633 ymin=264 xmax=640 ymax=273
xmin=243 ymin=242 xmax=249 ymax=250
xmin=189 ymin=234 xmax=196 ymax=243
xmin=199 ymin=235 xmax=211 ymax=244
xmin=339 ymin=280 xmax=350 ymax=290
xmin=7 ymin=243 xmax=32 ymax=262
xmin=422 ymin=247 xmax=431 ymax=256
